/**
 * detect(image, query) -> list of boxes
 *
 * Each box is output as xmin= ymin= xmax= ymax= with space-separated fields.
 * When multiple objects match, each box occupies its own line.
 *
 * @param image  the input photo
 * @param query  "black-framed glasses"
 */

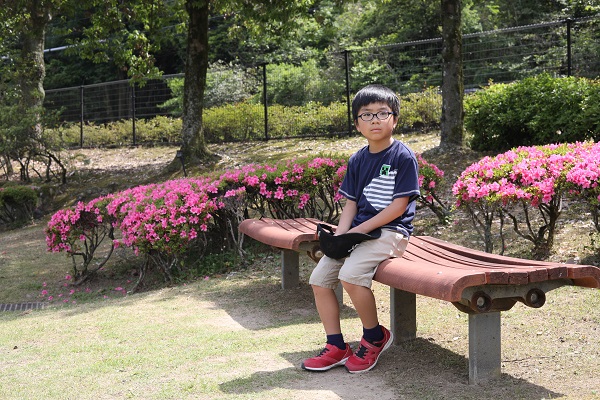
xmin=357 ymin=111 xmax=397 ymax=122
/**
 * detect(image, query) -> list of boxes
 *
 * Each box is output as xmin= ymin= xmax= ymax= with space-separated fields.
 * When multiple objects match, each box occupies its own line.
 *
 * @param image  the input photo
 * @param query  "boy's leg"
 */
xmin=313 ymin=285 xmax=342 ymax=334
xmin=341 ymin=281 xmax=378 ymax=329
xmin=302 ymin=256 xmax=353 ymax=371
xmin=338 ymin=230 xmax=409 ymax=373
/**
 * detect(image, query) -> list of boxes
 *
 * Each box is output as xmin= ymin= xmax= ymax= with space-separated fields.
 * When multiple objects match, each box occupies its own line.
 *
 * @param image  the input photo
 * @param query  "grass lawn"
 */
xmin=1 ymin=134 xmax=599 ymax=399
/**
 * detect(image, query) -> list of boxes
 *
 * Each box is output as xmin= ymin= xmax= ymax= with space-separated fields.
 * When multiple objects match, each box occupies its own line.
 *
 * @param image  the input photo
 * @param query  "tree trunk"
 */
xmin=19 ymin=2 xmax=51 ymax=141
xmin=178 ymin=0 xmax=213 ymax=165
xmin=440 ymin=0 xmax=464 ymax=149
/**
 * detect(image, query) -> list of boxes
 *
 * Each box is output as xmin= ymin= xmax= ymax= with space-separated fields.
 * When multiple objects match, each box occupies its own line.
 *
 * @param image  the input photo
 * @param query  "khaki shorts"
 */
xmin=309 ymin=229 xmax=409 ymax=289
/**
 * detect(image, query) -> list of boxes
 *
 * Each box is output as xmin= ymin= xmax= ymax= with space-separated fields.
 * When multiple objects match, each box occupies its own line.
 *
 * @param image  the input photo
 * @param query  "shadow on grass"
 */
xmin=219 ymin=338 xmax=562 ymax=400
xmin=189 ymin=278 xmax=360 ymax=331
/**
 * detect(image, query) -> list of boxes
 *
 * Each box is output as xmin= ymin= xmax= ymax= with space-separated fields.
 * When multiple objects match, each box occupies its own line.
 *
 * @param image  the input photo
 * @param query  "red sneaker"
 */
xmin=301 ymin=343 xmax=353 ymax=371
xmin=345 ymin=326 xmax=394 ymax=373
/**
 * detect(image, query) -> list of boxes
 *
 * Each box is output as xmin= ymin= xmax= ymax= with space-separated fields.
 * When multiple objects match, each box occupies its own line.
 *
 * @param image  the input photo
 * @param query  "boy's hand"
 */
xmin=350 ymin=197 xmax=409 ymax=234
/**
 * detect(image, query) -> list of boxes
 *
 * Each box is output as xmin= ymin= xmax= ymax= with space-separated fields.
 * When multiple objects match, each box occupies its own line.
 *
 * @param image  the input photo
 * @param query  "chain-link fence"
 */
xmin=44 ymin=16 xmax=599 ymax=146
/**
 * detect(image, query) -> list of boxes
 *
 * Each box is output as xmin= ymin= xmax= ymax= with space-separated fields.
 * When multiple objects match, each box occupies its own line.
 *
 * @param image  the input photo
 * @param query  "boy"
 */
xmin=302 ymin=84 xmax=420 ymax=374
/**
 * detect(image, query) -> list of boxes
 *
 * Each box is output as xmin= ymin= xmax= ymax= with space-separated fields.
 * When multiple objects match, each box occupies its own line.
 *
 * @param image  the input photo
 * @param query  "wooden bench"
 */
xmin=239 ymin=217 xmax=600 ymax=384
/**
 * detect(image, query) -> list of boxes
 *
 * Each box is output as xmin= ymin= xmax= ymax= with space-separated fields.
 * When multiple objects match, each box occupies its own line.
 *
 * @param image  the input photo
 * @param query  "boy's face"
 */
xmin=354 ymin=102 xmax=398 ymax=149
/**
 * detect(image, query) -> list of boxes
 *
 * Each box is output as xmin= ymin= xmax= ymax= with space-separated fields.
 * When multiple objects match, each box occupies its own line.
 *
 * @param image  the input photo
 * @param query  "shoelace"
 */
xmin=317 ymin=347 xmax=331 ymax=357
xmin=355 ymin=345 xmax=368 ymax=359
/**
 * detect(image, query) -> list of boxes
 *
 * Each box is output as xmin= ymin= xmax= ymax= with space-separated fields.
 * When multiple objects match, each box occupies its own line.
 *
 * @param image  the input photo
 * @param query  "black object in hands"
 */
xmin=317 ymin=224 xmax=382 ymax=260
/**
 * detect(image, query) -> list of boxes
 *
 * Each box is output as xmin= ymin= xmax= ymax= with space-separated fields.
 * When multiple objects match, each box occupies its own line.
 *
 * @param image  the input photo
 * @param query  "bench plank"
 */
xmin=239 ymin=218 xmax=320 ymax=251
xmin=374 ymin=259 xmax=487 ymax=302
xmin=410 ymin=236 xmax=566 ymax=284
xmin=403 ymin=239 xmax=524 ymax=285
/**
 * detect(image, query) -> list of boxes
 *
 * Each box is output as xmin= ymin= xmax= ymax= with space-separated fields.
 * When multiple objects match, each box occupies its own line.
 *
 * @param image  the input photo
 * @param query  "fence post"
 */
xmin=262 ymin=63 xmax=269 ymax=140
xmin=131 ymin=84 xmax=137 ymax=145
xmin=566 ymin=18 xmax=572 ymax=76
xmin=344 ymin=50 xmax=352 ymax=137
xmin=79 ymin=85 xmax=84 ymax=148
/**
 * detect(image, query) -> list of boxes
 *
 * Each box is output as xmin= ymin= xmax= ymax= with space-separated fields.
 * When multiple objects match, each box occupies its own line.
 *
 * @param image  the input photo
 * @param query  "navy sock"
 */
xmin=363 ymin=325 xmax=384 ymax=344
xmin=326 ymin=333 xmax=346 ymax=350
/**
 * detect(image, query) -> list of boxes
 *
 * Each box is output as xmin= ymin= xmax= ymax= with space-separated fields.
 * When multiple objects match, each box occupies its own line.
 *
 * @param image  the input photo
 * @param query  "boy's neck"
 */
xmin=367 ymin=137 xmax=395 ymax=154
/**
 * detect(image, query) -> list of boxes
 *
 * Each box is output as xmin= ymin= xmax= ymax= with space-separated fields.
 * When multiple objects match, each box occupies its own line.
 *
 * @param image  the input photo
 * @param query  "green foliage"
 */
xmin=158 ymin=78 xmax=185 ymax=117
xmin=206 ymin=61 xmax=261 ymax=108
xmin=0 ymin=185 xmax=38 ymax=228
xmin=267 ymin=60 xmax=344 ymax=106
xmin=54 ymin=116 xmax=182 ymax=147
xmin=399 ymin=88 xmax=442 ymax=131
xmin=192 ymin=250 xmax=241 ymax=277
xmin=203 ymin=101 xmax=349 ymax=142
xmin=203 ymin=101 xmax=265 ymax=142
xmin=51 ymin=91 xmax=442 ymax=146
xmin=266 ymin=102 xmax=348 ymax=138
xmin=465 ymin=74 xmax=600 ymax=151
xmin=160 ymin=63 xmax=260 ymax=116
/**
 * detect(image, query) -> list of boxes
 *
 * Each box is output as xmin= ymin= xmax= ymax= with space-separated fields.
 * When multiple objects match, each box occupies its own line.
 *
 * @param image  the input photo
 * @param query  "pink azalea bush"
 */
xmin=565 ymin=141 xmax=600 ymax=232
xmin=105 ymin=178 xmax=221 ymax=256
xmin=222 ymin=157 xmax=347 ymax=221
xmin=46 ymin=154 xmax=446 ymax=291
xmin=45 ymin=156 xmax=350 ymax=290
xmin=46 ymin=196 xmax=115 ymax=282
xmin=417 ymin=153 xmax=449 ymax=223
xmin=453 ymin=141 xmax=600 ymax=257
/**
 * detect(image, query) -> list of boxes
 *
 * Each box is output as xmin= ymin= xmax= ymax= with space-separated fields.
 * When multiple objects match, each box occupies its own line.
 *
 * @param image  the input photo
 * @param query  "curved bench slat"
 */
xmin=374 ymin=258 xmax=487 ymax=302
xmin=239 ymin=218 xmax=320 ymax=250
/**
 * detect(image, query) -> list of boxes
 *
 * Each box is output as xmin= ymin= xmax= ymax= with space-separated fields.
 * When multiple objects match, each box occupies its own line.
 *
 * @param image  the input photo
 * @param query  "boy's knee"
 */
xmin=341 ymin=279 xmax=367 ymax=291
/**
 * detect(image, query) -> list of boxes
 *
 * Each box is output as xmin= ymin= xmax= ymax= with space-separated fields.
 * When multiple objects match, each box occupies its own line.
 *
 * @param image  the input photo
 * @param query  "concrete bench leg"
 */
xmin=281 ymin=250 xmax=343 ymax=304
xmin=334 ymin=285 xmax=343 ymax=304
xmin=390 ymin=288 xmax=417 ymax=343
xmin=468 ymin=311 xmax=501 ymax=384
xmin=281 ymin=250 xmax=300 ymax=289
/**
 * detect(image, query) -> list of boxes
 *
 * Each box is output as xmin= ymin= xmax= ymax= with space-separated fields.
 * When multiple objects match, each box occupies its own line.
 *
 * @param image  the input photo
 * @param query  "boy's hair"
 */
xmin=351 ymin=84 xmax=400 ymax=122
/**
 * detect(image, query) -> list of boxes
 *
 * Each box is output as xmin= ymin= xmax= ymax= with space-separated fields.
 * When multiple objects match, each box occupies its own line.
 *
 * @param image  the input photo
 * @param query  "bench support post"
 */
xmin=281 ymin=250 xmax=299 ymax=289
xmin=390 ymin=288 xmax=417 ymax=343
xmin=468 ymin=311 xmax=501 ymax=384
xmin=281 ymin=250 xmax=343 ymax=304
xmin=334 ymin=285 xmax=343 ymax=305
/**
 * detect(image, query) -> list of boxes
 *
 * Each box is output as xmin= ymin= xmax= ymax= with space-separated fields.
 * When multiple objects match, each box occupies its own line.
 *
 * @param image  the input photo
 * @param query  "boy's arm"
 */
xmin=347 ymin=196 xmax=409 ymax=235
xmin=334 ymin=200 xmax=357 ymax=235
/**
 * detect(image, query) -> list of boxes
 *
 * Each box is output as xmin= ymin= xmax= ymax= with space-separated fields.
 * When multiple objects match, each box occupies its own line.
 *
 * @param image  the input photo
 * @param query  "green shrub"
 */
xmin=266 ymin=60 xmax=344 ymax=106
xmin=203 ymin=101 xmax=265 ymax=142
xmin=465 ymin=74 xmax=600 ymax=152
xmin=49 ymin=88 xmax=443 ymax=146
xmin=203 ymin=101 xmax=349 ymax=141
xmin=50 ymin=116 xmax=182 ymax=147
xmin=0 ymin=185 xmax=38 ymax=228
xmin=399 ymin=88 xmax=442 ymax=131
xmin=267 ymin=102 xmax=348 ymax=138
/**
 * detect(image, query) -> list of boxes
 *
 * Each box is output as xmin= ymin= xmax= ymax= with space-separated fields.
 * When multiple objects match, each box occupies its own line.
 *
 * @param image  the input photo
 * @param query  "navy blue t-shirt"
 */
xmin=339 ymin=139 xmax=420 ymax=237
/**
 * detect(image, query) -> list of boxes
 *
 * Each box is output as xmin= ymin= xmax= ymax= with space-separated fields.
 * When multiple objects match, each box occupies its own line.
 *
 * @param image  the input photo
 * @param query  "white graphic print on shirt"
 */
xmin=362 ymin=170 xmax=397 ymax=211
